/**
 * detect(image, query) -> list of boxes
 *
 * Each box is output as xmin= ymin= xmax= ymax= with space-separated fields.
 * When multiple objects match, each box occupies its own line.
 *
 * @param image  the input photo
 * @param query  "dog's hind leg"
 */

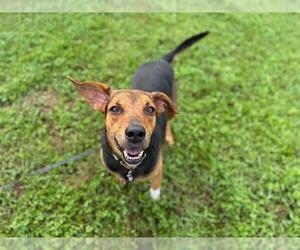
xmin=150 ymin=151 xmax=163 ymax=200
xmin=165 ymin=122 xmax=174 ymax=146
xmin=165 ymin=79 xmax=177 ymax=146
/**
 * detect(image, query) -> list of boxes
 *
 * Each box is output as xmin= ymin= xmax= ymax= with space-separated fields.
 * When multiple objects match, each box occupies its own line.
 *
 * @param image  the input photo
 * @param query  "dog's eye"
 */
xmin=145 ymin=106 xmax=155 ymax=114
xmin=110 ymin=106 xmax=122 ymax=114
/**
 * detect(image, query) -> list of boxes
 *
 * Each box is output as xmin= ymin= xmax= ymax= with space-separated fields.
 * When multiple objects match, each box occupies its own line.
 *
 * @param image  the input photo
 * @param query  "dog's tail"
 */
xmin=163 ymin=31 xmax=209 ymax=63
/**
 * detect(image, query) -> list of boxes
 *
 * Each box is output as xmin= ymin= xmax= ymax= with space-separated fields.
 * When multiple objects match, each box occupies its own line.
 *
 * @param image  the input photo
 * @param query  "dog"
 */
xmin=67 ymin=31 xmax=209 ymax=200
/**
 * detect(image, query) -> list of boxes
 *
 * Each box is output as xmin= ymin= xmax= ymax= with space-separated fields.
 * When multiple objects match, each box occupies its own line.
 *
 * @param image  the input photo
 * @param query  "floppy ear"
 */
xmin=151 ymin=92 xmax=179 ymax=119
xmin=67 ymin=76 xmax=111 ymax=113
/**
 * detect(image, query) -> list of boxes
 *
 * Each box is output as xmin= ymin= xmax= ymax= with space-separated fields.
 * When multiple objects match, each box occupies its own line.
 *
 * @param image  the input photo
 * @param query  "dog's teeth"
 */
xmin=123 ymin=150 xmax=144 ymax=163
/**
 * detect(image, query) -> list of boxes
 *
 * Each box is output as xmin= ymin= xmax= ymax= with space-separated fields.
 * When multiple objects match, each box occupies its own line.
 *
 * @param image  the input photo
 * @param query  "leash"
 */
xmin=0 ymin=145 xmax=146 ymax=191
xmin=0 ymin=148 xmax=97 ymax=192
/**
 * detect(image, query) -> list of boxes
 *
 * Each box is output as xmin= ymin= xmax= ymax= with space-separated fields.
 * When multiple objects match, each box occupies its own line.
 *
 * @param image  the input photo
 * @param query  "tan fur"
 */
xmin=105 ymin=90 xmax=157 ymax=159
xmin=150 ymin=151 xmax=163 ymax=190
xmin=165 ymin=122 xmax=175 ymax=146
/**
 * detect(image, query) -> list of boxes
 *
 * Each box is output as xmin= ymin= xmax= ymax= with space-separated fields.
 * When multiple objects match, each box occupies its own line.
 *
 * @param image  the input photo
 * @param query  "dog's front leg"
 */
xmin=150 ymin=151 xmax=163 ymax=200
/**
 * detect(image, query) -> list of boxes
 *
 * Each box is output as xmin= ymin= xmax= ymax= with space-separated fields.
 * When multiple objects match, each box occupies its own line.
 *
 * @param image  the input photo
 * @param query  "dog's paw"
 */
xmin=149 ymin=187 xmax=161 ymax=200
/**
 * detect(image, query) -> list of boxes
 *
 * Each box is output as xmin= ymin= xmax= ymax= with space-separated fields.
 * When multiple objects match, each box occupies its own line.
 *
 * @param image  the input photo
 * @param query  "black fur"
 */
xmin=101 ymin=31 xmax=209 ymax=181
xmin=163 ymin=31 xmax=209 ymax=63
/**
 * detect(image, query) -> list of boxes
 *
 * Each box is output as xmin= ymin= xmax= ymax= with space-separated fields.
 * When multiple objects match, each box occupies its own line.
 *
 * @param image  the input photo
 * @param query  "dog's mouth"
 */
xmin=123 ymin=147 xmax=145 ymax=165
xmin=114 ymin=137 xmax=146 ymax=167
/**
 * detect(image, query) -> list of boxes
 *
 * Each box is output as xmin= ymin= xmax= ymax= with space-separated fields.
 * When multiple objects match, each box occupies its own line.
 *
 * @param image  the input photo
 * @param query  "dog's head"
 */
xmin=68 ymin=77 xmax=177 ymax=167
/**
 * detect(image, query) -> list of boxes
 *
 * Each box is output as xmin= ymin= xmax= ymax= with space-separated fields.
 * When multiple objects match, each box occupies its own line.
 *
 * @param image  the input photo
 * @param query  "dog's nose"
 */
xmin=125 ymin=126 xmax=146 ymax=142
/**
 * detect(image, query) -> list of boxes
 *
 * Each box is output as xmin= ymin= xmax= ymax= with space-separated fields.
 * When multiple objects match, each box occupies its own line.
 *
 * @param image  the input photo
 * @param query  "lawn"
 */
xmin=0 ymin=13 xmax=300 ymax=237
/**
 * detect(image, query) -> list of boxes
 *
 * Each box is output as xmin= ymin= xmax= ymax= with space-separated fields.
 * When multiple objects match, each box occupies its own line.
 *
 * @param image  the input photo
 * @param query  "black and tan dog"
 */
xmin=67 ymin=31 xmax=209 ymax=200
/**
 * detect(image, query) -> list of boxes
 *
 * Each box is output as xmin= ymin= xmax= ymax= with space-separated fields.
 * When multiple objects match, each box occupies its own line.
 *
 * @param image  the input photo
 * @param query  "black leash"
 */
xmin=0 ymin=148 xmax=97 ymax=192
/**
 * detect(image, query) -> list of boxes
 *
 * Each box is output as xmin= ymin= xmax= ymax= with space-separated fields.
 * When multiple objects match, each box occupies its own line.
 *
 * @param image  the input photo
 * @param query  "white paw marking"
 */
xmin=150 ymin=187 xmax=161 ymax=200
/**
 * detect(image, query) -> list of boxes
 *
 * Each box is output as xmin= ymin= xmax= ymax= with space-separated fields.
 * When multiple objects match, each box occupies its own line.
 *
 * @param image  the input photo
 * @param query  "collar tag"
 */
xmin=126 ymin=171 xmax=134 ymax=182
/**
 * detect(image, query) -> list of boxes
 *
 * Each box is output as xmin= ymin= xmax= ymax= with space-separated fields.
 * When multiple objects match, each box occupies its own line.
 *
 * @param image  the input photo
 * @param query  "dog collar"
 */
xmin=112 ymin=153 xmax=146 ymax=182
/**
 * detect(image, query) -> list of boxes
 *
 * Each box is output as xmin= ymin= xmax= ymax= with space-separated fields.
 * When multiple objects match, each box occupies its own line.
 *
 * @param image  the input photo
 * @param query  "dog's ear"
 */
xmin=151 ymin=92 xmax=179 ymax=118
xmin=67 ymin=76 xmax=111 ymax=113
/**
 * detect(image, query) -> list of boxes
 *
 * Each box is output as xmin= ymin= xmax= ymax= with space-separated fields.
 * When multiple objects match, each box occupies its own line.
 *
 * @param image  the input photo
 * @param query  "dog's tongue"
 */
xmin=125 ymin=147 xmax=141 ymax=156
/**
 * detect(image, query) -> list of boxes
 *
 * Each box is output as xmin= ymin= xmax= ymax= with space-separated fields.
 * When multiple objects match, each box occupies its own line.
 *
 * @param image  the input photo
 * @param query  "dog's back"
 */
xmin=132 ymin=59 xmax=173 ymax=96
xmin=132 ymin=31 xmax=209 ymax=96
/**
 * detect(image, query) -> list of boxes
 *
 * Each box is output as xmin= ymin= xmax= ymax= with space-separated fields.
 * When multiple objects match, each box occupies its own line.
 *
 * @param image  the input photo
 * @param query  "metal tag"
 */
xmin=126 ymin=171 xmax=133 ymax=182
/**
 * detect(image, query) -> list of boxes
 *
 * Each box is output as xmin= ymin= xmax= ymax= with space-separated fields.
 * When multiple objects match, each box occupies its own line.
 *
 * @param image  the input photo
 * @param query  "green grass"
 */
xmin=0 ymin=13 xmax=300 ymax=237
